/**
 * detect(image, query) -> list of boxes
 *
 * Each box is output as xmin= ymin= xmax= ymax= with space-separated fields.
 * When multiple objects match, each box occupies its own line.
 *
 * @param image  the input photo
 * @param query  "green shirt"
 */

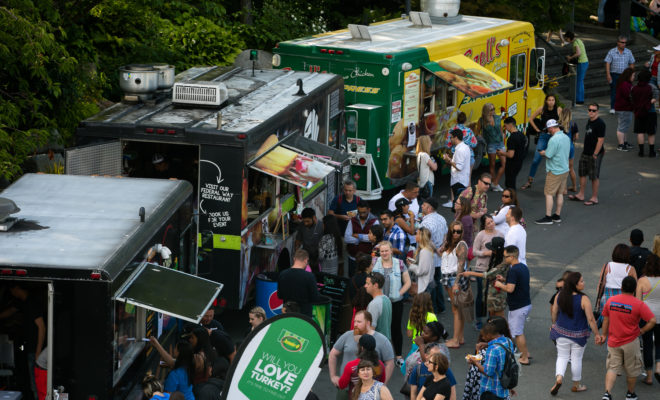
xmin=545 ymin=131 xmax=571 ymax=175
xmin=573 ymin=39 xmax=588 ymax=63
xmin=368 ymin=294 xmax=392 ymax=341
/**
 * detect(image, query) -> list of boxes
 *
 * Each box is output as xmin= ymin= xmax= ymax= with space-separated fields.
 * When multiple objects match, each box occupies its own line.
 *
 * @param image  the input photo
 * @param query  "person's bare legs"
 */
xmin=604 ymin=370 xmax=617 ymax=394
xmin=589 ymin=179 xmax=600 ymax=203
xmin=446 ymin=286 xmax=464 ymax=347
xmin=574 ymin=176 xmax=587 ymax=201
xmin=555 ymin=193 xmax=564 ymax=216
xmin=567 ymin=159 xmax=577 ymax=191
xmin=626 ymin=376 xmax=637 ymax=394
xmin=617 ymin=130 xmax=626 ymax=146
xmin=637 ymin=133 xmax=645 ymax=145
xmin=545 ymin=194 xmax=554 ymax=216
xmin=516 ymin=334 xmax=529 ymax=363
xmin=494 ymin=157 xmax=505 ymax=187
xmin=488 ymin=153 xmax=497 ymax=184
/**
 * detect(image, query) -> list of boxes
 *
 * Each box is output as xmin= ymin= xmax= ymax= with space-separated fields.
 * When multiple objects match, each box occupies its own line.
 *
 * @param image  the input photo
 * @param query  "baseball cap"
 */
xmin=422 ymin=197 xmax=439 ymax=210
xmin=654 ymin=45 xmax=660 ymax=51
xmin=152 ymin=153 xmax=165 ymax=164
xmin=485 ymin=237 xmax=505 ymax=252
xmin=358 ymin=334 xmax=376 ymax=351
xmin=545 ymin=119 xmax=559 ymax=129
xmin=394 ymin=198 xmax=412 ymax=209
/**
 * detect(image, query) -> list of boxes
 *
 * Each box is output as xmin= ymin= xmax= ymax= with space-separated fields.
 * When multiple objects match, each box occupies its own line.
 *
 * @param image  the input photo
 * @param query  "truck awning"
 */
xmin=248 ymin=134 xmax=335 ymax=189
xmin=113 ymin=263 xmax=223 ymax=323
xmin=422 ymin=55 xmax=512 ymax=99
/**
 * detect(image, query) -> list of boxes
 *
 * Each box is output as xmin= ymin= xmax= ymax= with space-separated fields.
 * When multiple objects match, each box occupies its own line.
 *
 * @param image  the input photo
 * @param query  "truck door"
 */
xmin=345 ymin=104 xmax=384 ymax=200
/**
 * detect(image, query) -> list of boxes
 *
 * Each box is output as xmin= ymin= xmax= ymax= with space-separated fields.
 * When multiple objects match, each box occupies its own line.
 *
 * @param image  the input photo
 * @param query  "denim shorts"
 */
xmin=616 ymin=111 xmax=633 ymax=133
xmin=487 ymin=142 xmax=505 ymax=154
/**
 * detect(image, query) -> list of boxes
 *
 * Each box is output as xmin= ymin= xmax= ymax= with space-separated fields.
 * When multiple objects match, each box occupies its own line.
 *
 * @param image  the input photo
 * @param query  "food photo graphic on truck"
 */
xmin=273 ymin=1 xmax=546 ymax=198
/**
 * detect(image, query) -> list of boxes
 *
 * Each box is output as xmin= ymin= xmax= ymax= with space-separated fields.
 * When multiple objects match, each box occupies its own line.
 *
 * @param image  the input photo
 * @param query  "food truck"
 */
xmin=0 ymin=174 xmax=223 ymax=399
xmin=273 ymin=0 xmax=546 ymax=198
xmin=73 ymin=65 xmax=349 ymax=310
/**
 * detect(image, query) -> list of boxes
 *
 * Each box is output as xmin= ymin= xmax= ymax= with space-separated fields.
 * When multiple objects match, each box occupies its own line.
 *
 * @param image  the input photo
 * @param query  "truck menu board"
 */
xmin=199 ymin=145 xmax=243 ymax=235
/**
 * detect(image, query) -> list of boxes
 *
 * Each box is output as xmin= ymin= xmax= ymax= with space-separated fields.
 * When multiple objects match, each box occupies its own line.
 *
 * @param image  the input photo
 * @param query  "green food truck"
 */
xmin=273 ymin=2 xmax=546 ymax=199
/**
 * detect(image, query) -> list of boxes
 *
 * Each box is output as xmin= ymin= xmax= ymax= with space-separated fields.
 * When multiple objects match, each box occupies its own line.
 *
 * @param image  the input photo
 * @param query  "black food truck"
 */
xmin=0 ymin=174 xmax=223 ymax=399
xmin=73 ymin=65 xmax=349 ymax=310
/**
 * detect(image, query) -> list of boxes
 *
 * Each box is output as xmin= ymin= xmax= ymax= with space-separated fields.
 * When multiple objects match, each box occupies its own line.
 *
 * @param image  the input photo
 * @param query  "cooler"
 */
xmin=255 ymin=273 xmax=282 ymax=318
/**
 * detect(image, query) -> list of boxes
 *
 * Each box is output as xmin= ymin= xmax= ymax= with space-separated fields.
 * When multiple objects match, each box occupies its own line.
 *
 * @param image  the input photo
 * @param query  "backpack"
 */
xmin=494 ymin=340 xmax=519 ymax=390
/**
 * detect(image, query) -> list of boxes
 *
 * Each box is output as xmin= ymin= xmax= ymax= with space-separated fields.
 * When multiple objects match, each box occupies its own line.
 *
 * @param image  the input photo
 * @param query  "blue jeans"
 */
xmin=431 ymin=268 xmax=446 ymax=314
xmin=598 ymin=0 xmax=606 ymax=23
xmin=610 ymin=72 xmax=620 ymax=110
xmin=528 ymin=132 xmax=550 ymax=178
xmin=475 ymin=277 xmax=486 ymax=319
xmin=576 ymin=62 xmax=588 ymax=103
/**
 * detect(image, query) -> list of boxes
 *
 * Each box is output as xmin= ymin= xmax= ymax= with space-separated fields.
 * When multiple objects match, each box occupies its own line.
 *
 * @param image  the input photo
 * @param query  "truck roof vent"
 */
xmin=420 ymin=0 xmax=463 ymax=25
xmin=0 ymin=197 xmax=20 ymax=232
xmin=348 ymin=24 xmax=372 ymax=41
xmin=172 ymin=81 xmax=229 ymax=107
xmin=409 ymin=11 xmax=433 ymax=27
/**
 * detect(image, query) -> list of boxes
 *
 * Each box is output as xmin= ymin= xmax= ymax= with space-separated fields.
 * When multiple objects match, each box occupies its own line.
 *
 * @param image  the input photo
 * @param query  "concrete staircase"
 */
xmin=538 ymin=23 xmax=660 ymax=104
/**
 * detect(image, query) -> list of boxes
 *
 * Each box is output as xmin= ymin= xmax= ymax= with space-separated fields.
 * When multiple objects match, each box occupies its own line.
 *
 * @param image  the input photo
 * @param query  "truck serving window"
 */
xmin=420 ymin=73 xmax=457 ymax=115
xmin=529 ymin=49 xmax=539 ymax=87
xmin=509 ymin=53 xmax=526 ymax=91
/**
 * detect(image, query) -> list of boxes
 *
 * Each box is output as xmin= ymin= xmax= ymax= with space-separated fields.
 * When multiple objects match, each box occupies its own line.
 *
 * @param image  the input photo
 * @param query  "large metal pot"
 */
xmin=119 ymin=64 xmax=159 ymax=94
xmin=153 ymin=64 xmax=175 ymax=89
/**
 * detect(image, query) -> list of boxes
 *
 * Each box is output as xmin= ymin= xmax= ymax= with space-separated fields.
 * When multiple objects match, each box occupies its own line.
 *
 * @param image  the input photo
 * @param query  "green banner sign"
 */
xmin=222 ymin=314 xmax=326 ymax=400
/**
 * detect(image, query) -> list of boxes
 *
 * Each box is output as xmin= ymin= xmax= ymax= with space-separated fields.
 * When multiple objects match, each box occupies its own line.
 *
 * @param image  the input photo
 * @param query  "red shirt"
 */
xmin=603 ymin=293 xmax=655 ymax=347
xmin=338 ymin=358 xmax=386 ymax=396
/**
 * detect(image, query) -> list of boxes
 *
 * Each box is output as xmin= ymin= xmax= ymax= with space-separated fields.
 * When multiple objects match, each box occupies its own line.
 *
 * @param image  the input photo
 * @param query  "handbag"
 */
xmin=468 ymin=247 xmax=475 ymax=261
xmin=399 ymin=362 xmax=421 ymax=396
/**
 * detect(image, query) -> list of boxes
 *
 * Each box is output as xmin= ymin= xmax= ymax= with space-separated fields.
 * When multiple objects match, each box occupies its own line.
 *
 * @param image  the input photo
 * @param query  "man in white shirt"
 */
xmin=442 ymin=129 xmax=471 ymax=208
xmin=388 ymin=182 xmax=420 ymax=216
xmin=504 ymin=206 xmax=527 ymax=264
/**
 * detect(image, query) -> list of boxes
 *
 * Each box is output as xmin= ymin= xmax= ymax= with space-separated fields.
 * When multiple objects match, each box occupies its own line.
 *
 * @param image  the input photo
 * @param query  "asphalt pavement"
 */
xmin=309 ymin=96 xmax=660 ymax=400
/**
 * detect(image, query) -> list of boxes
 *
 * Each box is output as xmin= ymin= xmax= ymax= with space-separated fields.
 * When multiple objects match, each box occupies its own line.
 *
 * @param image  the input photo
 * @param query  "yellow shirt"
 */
xmin=406 ymin=312 xmax=438 ymax=343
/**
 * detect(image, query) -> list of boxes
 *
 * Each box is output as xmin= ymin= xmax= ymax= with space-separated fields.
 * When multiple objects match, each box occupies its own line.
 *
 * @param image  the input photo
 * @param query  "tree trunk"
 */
xmin=241 ymin=0 xmax=254 ymax=25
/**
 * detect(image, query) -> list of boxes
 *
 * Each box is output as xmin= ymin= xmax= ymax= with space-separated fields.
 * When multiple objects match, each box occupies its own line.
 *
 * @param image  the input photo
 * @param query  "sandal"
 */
xmin=550 ymin=380 xmax=562 ymax=395
xmin=571 ymin=384 xmax=587 ymax=392
xmin=521 ymin=179 xmax=533 ymax=190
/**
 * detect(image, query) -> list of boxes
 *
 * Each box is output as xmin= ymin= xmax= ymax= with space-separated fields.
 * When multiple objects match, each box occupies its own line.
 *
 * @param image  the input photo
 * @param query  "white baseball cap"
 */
xmin=654 ymin=45 xmax=660 ymax=51
xmin=546 ymin=119 xmax=559 ymax=129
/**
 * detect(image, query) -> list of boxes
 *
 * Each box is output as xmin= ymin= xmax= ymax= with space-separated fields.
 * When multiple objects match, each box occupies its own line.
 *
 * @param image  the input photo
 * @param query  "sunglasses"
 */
xmin=618 ymin=41 xmax=627 ymax=44
xmin=501 ymin=194 xmax=511 ymax=198
xmin=480 ymin=180 xmax=491 ymax=186
xmin=452 ymin=230 xmax=463 ymax=234
xmin=588 ymin=109 xmax=598 ymax=112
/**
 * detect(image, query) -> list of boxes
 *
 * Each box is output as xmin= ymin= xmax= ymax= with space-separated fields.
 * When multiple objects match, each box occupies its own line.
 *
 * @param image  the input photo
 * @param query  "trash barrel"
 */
xmin=255 ymin=273 xmax=282 ymax=318
xmin=311 ymin=295 xmax=332 ymax=346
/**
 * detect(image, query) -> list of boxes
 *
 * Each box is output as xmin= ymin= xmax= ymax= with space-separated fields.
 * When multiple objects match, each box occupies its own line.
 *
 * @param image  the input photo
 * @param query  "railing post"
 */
xmin=620 ymin=0 xmax=632 ymax=40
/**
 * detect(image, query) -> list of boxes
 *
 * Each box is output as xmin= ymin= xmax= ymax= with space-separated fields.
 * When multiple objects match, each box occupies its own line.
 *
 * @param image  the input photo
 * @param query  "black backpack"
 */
xmin=494 ymin=340 xmax=519 ymax=389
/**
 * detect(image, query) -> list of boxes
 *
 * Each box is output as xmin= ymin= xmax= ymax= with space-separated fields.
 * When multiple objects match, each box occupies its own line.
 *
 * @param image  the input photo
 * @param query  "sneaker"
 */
xmin=535 ymin=215 xmax=554 ymax=225
xmin=626 ymin=391 xmax=638 ymax=400
xmin=491 ymin=184 xmax=504 ymax=192
xmin=442 ymin=200 xmax=453 ymax=208
xmin=624 ymin=142 xmax=634 ymax=150
xmin=609 ymin=109 xmax=616 ymax=114
xmin=551 ymin=214 xmax=562 ymax=223
xmin=650 ymin=151 xmax=657 ymax=158
xmin=395 ymin=358 xmax=404 ymax=368
xmin=602 ymin=392 xmax=612 ymax=400
xmin=617 ymin=144 xmax=629 ymax=152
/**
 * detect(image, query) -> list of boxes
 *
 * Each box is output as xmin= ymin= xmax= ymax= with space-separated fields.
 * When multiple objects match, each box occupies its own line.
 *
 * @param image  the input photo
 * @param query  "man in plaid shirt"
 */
xmin=380 ymin=210 xmax=406 ymax=260
xmin=604 ymin=35 xmax=635 ymax=114
xmin=468 ymin=322 xmax=515 ymax=400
